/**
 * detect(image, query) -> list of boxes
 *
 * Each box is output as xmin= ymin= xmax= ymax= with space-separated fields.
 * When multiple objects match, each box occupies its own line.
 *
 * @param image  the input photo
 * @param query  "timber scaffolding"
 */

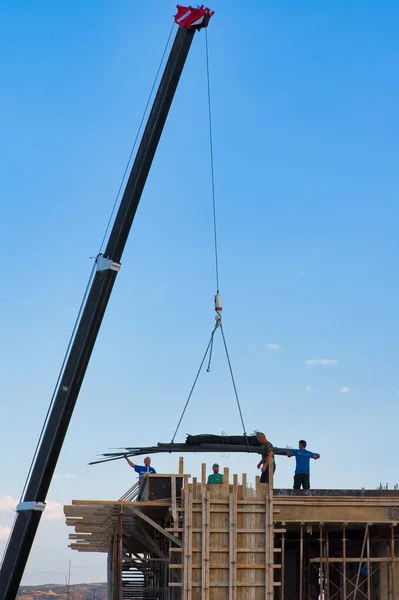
xmin=64 ymin=460 xmax=399 ymax=599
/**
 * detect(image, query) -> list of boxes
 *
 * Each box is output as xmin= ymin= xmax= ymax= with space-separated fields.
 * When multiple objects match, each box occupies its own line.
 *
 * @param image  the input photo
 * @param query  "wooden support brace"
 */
xmin=130 ymin=507 xmax=182 ymax=546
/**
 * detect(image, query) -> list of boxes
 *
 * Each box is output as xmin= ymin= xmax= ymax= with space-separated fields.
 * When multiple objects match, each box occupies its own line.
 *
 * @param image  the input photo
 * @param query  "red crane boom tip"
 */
xmin=175 ymin=5 xmax=214 ymax=29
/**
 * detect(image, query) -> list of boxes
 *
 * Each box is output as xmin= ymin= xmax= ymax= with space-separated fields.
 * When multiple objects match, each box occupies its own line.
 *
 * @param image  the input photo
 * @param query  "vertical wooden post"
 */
xmin=192 ymin=477 xmax=197 ymax=500
xmin=353 ymin=524 xmax=368 ymax=598
xmin=326 ymin=530 xmax=330 ymax=600
xmin=281 ymin=526 xmax=286 ymax=600
xmin=366 ymin=525 xmax=371 ymax=599
xmin=201 ymin=487 xmax=210 ymax=600
xmin=299 ymin=524 xmax=304 ymax=600
xmin=183 ymin=487 xmax=188 ymax=600
xmin=319 ymin=524 xmax=324 ymax=600
xmin=269 ymin=455 xmax=274 ymax=490
xmin=229 ymin=488 xmax=237 ymax=600
xmin=343 ymin=525 xmax=347 ymax=600
xmin=183 ymin=487 xmax=193 ymax=600
xmin=201 ymin=463 xmax=207 ymax=484
xmin=111 ymin=534 xmax=118 ymax=600
xmin=118 ymin=510 xmax=123 ymax=600
xmin=242 ymin=473 xmax=247 ymax=498
xmin=264 ymin=480 xmax=274 ymax=599
xmin=107 ymin=550 xmax=112 ymax=600
xmin=171 ymin=475 xmax=177 ymax=532
xmin=223 ymin=466 xmax=230 ymax=489
xmin=179 ymin=456 xmax=184 ymax=475
xmin=391 ymin=525 xmax=396 ymax=600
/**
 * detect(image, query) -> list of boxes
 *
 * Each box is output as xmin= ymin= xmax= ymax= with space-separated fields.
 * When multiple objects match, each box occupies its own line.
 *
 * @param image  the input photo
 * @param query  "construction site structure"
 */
xmin=65 ymin=459 xmax=399 ymax=599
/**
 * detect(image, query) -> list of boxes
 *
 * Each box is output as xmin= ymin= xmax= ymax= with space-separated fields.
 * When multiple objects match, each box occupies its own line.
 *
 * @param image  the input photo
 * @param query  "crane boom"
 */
xmin=0 ymin=6 xmax=213 ymax=598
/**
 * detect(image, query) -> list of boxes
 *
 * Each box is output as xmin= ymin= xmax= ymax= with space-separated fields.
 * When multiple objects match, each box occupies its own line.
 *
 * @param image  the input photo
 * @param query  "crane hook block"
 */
xmin=175 ymin=5 xmax=214 ymax=30
xmin=215 ymin=293 xmax=223 ymax=313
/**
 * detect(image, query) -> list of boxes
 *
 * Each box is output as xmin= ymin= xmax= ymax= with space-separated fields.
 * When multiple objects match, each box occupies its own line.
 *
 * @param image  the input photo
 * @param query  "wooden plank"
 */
xmin=183 ymin=488 xmax=189 ymax=600
xmin=172 ymin=564 xmax=278 ymax=570
xmin=191 ymin=548 xmax=266 ymax=553
xmin=265 ymin=494 xmax=270 ymax=600
xmin=171 ymin=474 xmax=178 ymax=529
xmin=167 ymin=528 xmax=270 ymax=533
xmin=130 ymin=507 xmax=182 ymax=546
xmin=242 ymin=473 xmax=247 ymax=498
xmin=223 ymin=466 xmax=230 ymax=489
xmin=179 ymin=456 xmax=184 ymax=475
xmin=201 ymin=488 xmax=210 ymax=600
xmin=310 ymin=557 xmax=399 ymax=563
xmin=191 ymin=508 xmax=271 ymax=514
xmin=192 ymin=477 xmax=197 ymax=500
xmin=201 ymin=463 xmax=207 ymax=484
xmin=229 ymin=488 xmax=237 ymax=600
xmin=118 ymin=512 xmax=123 ymax=599
xmin=187 ymin=582 xmax=276 ymax=588
xmin=70 ymin=499 xmax=172 ymax=506
xmin=187 ymin=488 xmax=193 ymax=600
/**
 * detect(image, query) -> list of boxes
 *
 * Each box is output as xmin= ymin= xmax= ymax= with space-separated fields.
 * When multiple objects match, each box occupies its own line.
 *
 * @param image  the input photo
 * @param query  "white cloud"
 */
xmin=267 ymin=344 xmax=282 ymax=351
xmin=305 ymin=385 xmax=312 ymax=392
xmin=0 ymin=524 xmax=11 ymax=541
xmin=43 ymin=501 xmax=64 ymax=521
xmin=339 ymin=386 xmax=351 ymax=394
xmin=305 ymin=358 xmax=338 ymax=366
xmin=54 ymin=472 xmax=78 ymax=480
xmin=0 ymin=496 xmax=16 ymax=512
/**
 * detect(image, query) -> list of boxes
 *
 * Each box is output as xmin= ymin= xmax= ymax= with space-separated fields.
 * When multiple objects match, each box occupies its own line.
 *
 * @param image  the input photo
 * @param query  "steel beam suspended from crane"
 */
xmin=90 ymin=434 xmax=289 ymax=465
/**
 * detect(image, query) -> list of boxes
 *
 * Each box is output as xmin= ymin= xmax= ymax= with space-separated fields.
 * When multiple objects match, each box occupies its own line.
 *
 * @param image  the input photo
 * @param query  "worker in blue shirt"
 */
xmin=125 ymin=455 xmax=156 ymax=478
xmin=287 ymin=440 xmax=320 ymax=490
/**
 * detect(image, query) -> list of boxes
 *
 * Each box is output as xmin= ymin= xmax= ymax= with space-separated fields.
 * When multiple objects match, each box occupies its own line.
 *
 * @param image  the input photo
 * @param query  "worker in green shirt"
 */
xmin=207 ymin=463 xmax=223 ymax=484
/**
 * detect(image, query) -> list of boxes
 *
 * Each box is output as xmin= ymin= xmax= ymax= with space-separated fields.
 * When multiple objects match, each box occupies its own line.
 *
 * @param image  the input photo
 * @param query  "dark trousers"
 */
xmin=260 ymin=465 xmax=276 ymax=484
xmin=294 ymin=473 xmax=310 ymax=490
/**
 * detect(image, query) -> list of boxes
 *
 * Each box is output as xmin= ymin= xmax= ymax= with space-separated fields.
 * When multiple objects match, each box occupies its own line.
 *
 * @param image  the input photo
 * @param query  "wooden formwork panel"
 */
xmin=182 ymin=481 xmax=276 ymax=600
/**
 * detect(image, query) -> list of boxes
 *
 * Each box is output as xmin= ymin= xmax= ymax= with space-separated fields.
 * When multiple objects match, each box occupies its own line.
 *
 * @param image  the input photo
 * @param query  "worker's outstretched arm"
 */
xmin=312 ymin=453 xmax=320 ymax=460
xmin=125 ymin=456 xmax=135 ymax=468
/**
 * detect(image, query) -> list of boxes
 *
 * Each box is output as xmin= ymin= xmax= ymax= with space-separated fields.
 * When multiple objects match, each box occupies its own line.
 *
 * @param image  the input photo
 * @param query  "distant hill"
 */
xmin=17 ymin=583 xmax=107 ymax=600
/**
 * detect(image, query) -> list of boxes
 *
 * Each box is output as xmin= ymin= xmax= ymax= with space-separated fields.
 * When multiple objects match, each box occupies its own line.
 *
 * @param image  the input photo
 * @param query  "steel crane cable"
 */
xmin=205 ymin=28 xmax=220 ymax=294
xmin=205 ymin=29 xmax=248 ymax=439
xmin=17 ymin=23 xmax=177 ymax=504
xmin=171 ymin=322 xmax=219 ymax=444
xmin=170 ymin=31 xmax=248 ymax=444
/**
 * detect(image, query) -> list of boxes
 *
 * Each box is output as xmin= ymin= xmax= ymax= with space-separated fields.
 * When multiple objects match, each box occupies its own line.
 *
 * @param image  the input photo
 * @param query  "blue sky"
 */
xmin=1 ymin=0 xmax=399 ymax=586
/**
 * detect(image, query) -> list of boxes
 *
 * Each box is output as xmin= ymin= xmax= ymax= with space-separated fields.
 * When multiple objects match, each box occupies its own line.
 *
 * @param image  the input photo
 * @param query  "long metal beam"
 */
xmin=89 ymin=443 xmax=289 ymax=465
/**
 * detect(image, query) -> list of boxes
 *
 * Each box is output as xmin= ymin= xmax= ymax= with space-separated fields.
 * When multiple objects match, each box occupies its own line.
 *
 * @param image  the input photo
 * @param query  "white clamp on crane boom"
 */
xmin=96 ymin=255 xmax=121 ymax=272
xmin=16 ymin=501 xmax=46 ymax=513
